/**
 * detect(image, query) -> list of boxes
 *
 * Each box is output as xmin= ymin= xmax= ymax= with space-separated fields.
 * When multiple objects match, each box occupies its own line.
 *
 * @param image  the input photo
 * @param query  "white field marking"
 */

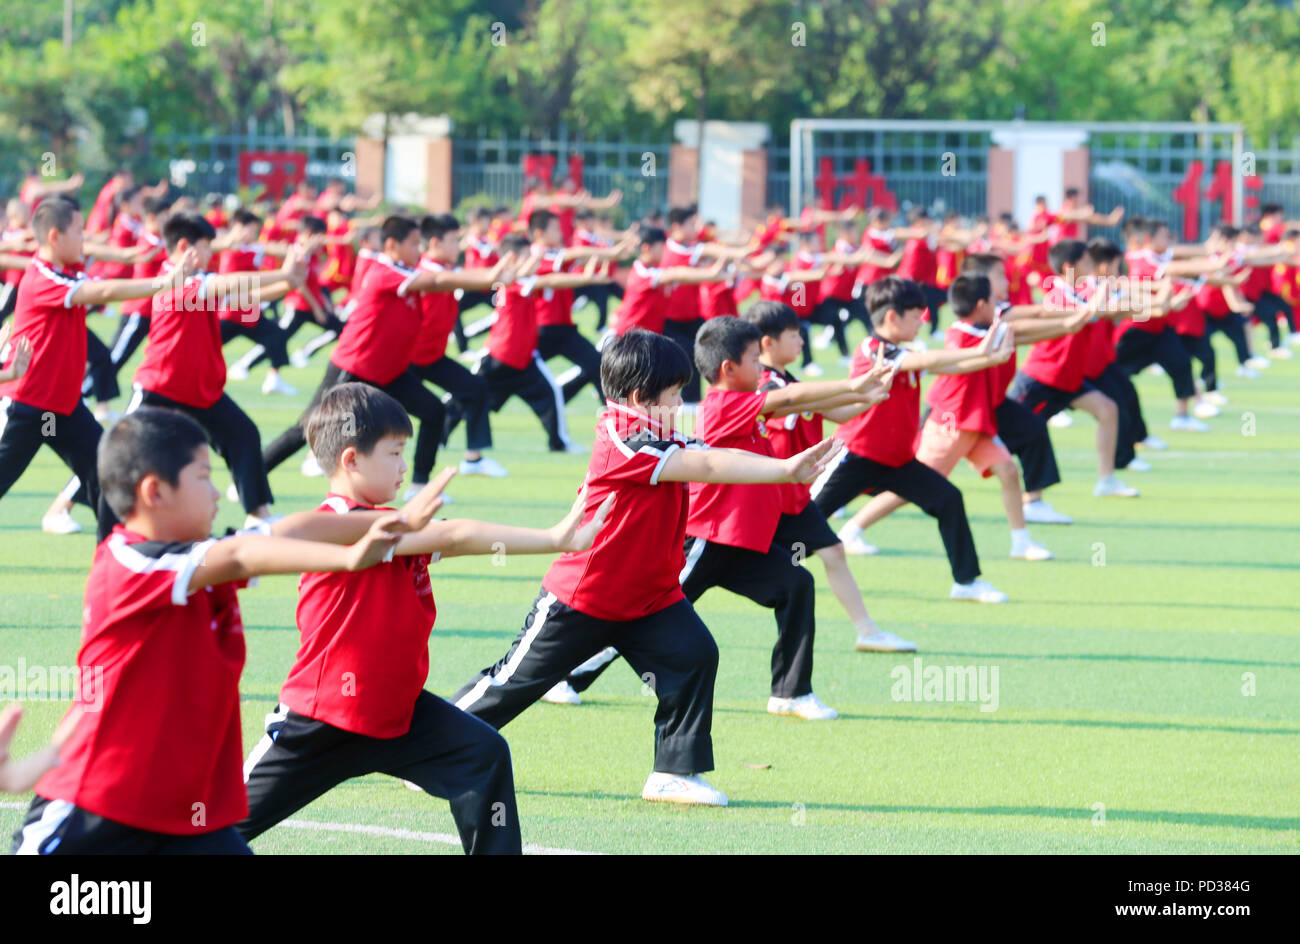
xmin=0 ymin=802 xmax=601 ymax=855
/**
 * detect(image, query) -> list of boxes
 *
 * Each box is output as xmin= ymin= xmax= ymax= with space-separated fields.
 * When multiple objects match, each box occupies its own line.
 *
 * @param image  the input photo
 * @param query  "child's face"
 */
xmin=882 ymin=307 xmax=924 ymax=342
xmin=764 ymin=327 xmax=803 ymax=366
xmin=433 ymin=230 xmax=460 ymax=260
xmin=146 ymin=444 xmax=220 ymax=541
xmin=970 ymin=298 xmax=994 ymax=325
xmin=987 ymin=267 xmax=1008 ymax=303
xmin=179 ymin=237 xmax=213 ymax=270
xmin=1151 ymin=226 xmax=1171 ymax=252
xmin=48 ymin=212 xmax=85 ymax=266
xmin=721 ymin=340 xmax=763 ymax=391
xmin=642 ymin=242 xmax=664 ymax=266
xmin=345 ymin=434 xmax=409 ymax=506
xmin=539 ymin=220 xmax=562 ymax=247
xmin=390 ymin=230 xmax=422 ymax=267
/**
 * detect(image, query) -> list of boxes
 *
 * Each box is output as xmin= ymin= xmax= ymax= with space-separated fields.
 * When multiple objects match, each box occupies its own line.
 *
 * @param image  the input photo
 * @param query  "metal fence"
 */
xmin=451 ymin=126 xmax=669 ymax=221
xmin=148 ymin=120 xmax=355 ymax=197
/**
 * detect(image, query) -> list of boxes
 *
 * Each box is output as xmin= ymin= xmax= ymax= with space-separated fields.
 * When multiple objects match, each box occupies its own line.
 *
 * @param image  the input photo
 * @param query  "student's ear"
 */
xmin=137 ymin=473 xmax=166 ymax=511
xmin=339 ymin=445 xmax=359 ymax=474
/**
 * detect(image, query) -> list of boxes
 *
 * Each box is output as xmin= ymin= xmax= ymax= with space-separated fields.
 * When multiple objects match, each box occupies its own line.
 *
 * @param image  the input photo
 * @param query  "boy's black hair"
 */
xmin=467 ymin=206 xmax=492 ymax=224
xmin=1259 ymin=202 xmax=1283 ymax=217
xmin=667 ymin=206 xmax=695 ymax=228
xmin=380 ymin=215 xmax=419 ymax=246
xmin=298 ymin=214 xmax=327 ymax=236
xmin=1085 ymin=237 xmax=1123 ymax=267
xmin=600 ymin=328 xmax=694 ymax=403
xmin=498 ymin=233 xmax=531 ymax=255
xmin=1212 ymin=223 xmax=1239 ymax=241
xmin=742 ymin=300 xmax=801 ymax=339
xmin=694 ymin=315 xmax=761 ymax=384
xmin=162 ymin=211 xmax=217 ymax=251
xmin=232 ymin=208 xmax=262 ymax=227
xmin=305 ymin=382 xmax=414 ymax=475
xmin=98 ymin=408 xmax=210 ymax=519
xmin=574 ymin=206 xmax=596 ymax=222
xmin=948 ymin=274 xmax=991 ymax=319
xmin=1048 ymin=239 xmax=1087 ymax=274
xmin=639 ymin=226 xmax=667 ymax=248
xmin=865 ymin=275 xmax=927 ymax=326
xmin=420 ymin=213 xmax=459 ymax=240
xmin=1064 ymin=187 xmax=1080 ymax=200
xmin=119 ymin=184 xmax=145 ymax=205
xmin=142 ymin=195 xmax=172 ymax=218
xmin=32 ymin=195 xmax=80 ymax=242
xmin=358 ymin=224 xmax=382 ymax=246
xmin=1242 ymin=222 xmax=1262 ymax=237
xmin=528 ymin=208 xmax=556 ymax=235
xmin=961 ymin=252 xmax=1004 ymax=277
xmin=797 ymin=229 xmax=820 ymax=245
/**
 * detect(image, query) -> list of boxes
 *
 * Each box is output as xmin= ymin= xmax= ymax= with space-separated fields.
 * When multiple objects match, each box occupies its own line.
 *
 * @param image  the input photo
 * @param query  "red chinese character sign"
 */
xmin=521 ymin=153 xmax=585 ymax=190
xmin=813 ymin=157 xmax=897 ymax=212
xmin=238 ymin=152 xmax=306 ymax=202
xmin=1172 ymin=159 xmax=1262 ymax=241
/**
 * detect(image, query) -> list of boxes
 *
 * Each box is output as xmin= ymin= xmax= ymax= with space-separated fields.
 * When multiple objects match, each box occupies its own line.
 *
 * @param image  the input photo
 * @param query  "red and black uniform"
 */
xmin=897 ymin=232 xmax=947 ymax=332
xmin=262 ymin=254 xmax=447 ymax=481
xmin=106 ymin=228 xmax=166 ymax=372
xmin=475 ymin=275 xmax=572 ymax=452
xmin=572 ymin=227 xmax=623 ymax=330
xmin=533 ymin=248 xmax=605 ymax=402
xmin=1113 ymin=248 xmax=1196 ymax=402
xmin=132 ymin=264 xmax=275 ymax=514
xmin=214 ymin=244 xmax=292 ymax=369
xmin=616 ymin=260 xmax=671 ymax=335
xmin=1009 ymin=275 xmax=1097 ymax=418
xmin=811 ymin=335 xmax=982 ymax=584
xmin=0 ymin=258 xmax=115 ymax=538
xmin=14 ymin=527 xmax=253 ymax=854
xmin=1237 ymin=241 xmax=1296 ymax=349
xmin=453 ymin=403 xmax=720 ymax=776
xmin=1168 ymin=276 xmax=1218 ymax=393
xmin=661 ymin=239 xmax=709 ymax=402
xmin=236 ymin=495 xmax=521 ymax=855
xmin=408 ymin=255 xmax=492 ymax=460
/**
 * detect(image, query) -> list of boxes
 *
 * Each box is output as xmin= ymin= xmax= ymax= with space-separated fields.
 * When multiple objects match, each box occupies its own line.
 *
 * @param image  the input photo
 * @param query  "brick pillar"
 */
xmin=669 ymin=145 xmax=698 ymax=207
xmin=355 ymin=137 xmax=385 ymax=202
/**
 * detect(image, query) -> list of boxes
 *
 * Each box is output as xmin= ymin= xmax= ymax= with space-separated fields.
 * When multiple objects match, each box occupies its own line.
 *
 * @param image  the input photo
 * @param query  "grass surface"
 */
xmin=2 ymin=308 xmax=1297 ymax=854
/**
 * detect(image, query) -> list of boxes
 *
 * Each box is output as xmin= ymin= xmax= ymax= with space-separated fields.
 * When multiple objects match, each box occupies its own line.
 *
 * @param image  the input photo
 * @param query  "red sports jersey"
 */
xmin=700 ymin=267 xmax=739 ymax=319
xmin=36 ymin=527 xmax=247 ymax=835
xmin=321 ymin=221 xmax=356 ymax=291
xmin=137 ymin=265 xmax=226 ymax=409
xmin=330 ymin=254 xmax=421 ymax=385
xmin=1118 ymin=249 xmax=1167 ymax=335
xmin=1021 ymin=275 xmax=1092 ymax=391
xmin=786 ymin=252 xmax=823 ymax=316
xmin=2 ymin=226 xmax=31 ymax=287
xmin=1084 ymin=318 xmax=1117 ymax=380
xmin=661 ymin=239 xmax=704 ymax=322
xmin=857 ymin=229 xmax=897 ymax=286
xmin=1168 ymin=279 xmax=1207 ymax=337
xmin=926 ymin=321 xmax=1000 ymax=436
xmin=281 ymin=496 xmax=437 ymax=738
xmin=411 ymin=256 xmax=460 ymax=366
xmin=835 ymin=335 xmax=916 ymax=467
xmin=84 ymin=179 xmax=121 ymax=235
xmin=121 ymin=230 xmax=166 ymax=318
xmin=463 ymin=235 xmax=498 ymax=270
xmin=284 ymin=249 xmax=327 ymax=313
xmin=0 ymin=258 xmax=91 ymax=415
xmin=752 ymin=213 xmax=790 ymax=251
xmin=758 ymin=365 xmax=821 ymax=512
xmin=216 ymin=246 xmax=266 ymax=324
xmin=533 ymin=250 xmax=576 ymax=327
xmin=347 ymin=248 xmax=378 ymax=302
xmin=616 ymin=261 xmax=670 ymax=335
xmin=1029 ymin=210 xmax=1057 ymax=267
xmin=87 ymin=212 xmax=142 ymax=281
xmin=543 ymin=403 xmax=702 ymax=621
xmin=686 ymin=388 xmax=786 ymax=552
xmin=991 ymin=301 xmax=1018 ymax=400
xmin=486 ymin=277 xmax=540 ymax=370
xmin=897 ymin=234 xmax=938 ymax=286
xmin=821 ymin=239 xmax=857 ymax=302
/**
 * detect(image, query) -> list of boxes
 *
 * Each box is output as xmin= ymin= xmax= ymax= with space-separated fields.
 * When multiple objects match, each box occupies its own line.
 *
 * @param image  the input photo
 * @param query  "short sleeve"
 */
xmin=702 ymin=389 xmax=768 ymax=439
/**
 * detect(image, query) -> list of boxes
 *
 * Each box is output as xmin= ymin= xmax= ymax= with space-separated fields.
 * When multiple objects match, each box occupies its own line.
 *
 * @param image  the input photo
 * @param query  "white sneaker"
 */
xmin=1022 ymin=500 xmax=1073 ymax=525
xmin=1192 ymin=401 xmax=1220 ymax=419
xmin=92 ymin=406 xmax=122 ymax=423
xmin=1244 ymin=356 xmax=1271 ymax=370
xmin=41 ymin=510 xmax=82 ymax=535
xmin=839 ymin=534 xmax=879 ymax=555
xmin=949 ymin=579 xmax=1009 ymax=603
xmin=541 ymin=681 xmax=582 ymax=705
xmin=1126 ymin=457 xmax=1152 ymax=472
xmin=767 ymin=692 xmax=838 ymax=720
xmin=855 ymin=630 xmax=917 ymax=653
xmin=1148 ymin=363 xmax=1166 ymax=377
xmin=802 ymin=362 xmax=825 ymax=377
xmin=1170 ymin=414 xmax=1210 ymax=432
xmin=226 ymin=483 xmax=240 ymax=503
xmin=641 ymin=771 xmax=728 ymax=807
xmin=459 ymin=456 xmax=508 ymax=478
xmin=1268 ymin=346 xmax=1294 ymax=360
xmin=289 ymin=349 xmax=311 ymax=369
xmin=301 ymin=453 xmax=324 ymax=477
xmin=1288 ymin=332 xmax=1300 ymax=348
xmin=560 ymin=441 xmax=589 ymax=455
xmin=403 ymin=484 xmax=453 ymax=504
xmin=838 ymin=355 xmax=852 ymax=368
xmin=813 ymin=325 xmax=835 ymax=350
xmin=228 ymin=363 xmax=250 ymax=381
xmin=1235 ymin=365 xmax=1261 ymax=379
xmin=1140 ymin=435 xmax=1169 ymax=450
xmin=1203 ymin=391 xmax=1228 ymax=407
xmin=1047 ymin=412 xmax=1074 ymax=428
xmin=243 ymin=512 xmax=282 ymax=532
xmin=261 ymin=374 xmax=298 ymax=396
xmin=1010 ymin=539 xmax=1054 ymax=561
xmin=1094 ymin=475 xmax=1139 ymax=498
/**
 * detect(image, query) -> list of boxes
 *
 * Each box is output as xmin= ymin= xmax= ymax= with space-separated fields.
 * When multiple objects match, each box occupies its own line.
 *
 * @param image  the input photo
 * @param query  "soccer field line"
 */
xmin=0 ymin=802 xmax=601 ymax=855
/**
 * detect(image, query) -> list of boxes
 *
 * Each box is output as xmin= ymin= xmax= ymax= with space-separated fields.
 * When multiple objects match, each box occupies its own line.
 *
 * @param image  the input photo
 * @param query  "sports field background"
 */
xmin=2 ymin=307 xmax=1297 ymax=854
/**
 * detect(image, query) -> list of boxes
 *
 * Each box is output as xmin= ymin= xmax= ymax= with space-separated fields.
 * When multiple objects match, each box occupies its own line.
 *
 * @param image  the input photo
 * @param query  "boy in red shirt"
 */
xmin=215 ymin=209 xmax=297 ymax=396
xmin=837 ymin=276 xmax=1055 ymax=562
xmin=613 ymin=227 xmax=727 ymax=337
xmin=105 ymin=195 xmax=171 ymax=377
xmin=813 ymin=276 xmax=1015 ymax=603
xmin=454 ymin=329 xmax=844 ymax=806
xmin=12 ymin=406 xmax=408 ymax=853
xmin=0 ymin=196 xmax=188 ymax=541
xmin=131 ymin=211 xmax=304 ymax=527
xmin=238 ymin=383 xmax=611 ymax=854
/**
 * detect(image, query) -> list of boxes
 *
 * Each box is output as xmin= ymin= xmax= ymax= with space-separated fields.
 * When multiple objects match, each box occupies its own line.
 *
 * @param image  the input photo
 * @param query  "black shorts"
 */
xmin=1008 ymin=371 xmax=1094 ymax=420
xmin=774 ymin=501 xmax=840 ymax=553
xmin=12 ymin=796 xmax=252 ymax=855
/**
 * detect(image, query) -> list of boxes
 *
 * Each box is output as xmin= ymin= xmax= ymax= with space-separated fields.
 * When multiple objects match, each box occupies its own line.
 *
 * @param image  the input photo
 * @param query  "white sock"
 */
xmin=853 ymin=617 xmax=879 ymax=637
xmin=838 ymin=521 xmax=863 ymax=542
xmin=1010 ymin=527 xmax=1030 ymax=551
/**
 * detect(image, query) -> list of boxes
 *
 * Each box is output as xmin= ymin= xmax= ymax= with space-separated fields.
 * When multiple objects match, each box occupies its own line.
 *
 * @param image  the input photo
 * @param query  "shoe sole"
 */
xmin=766 ymin=708 xmax=837 ymax=720
xmin=1010 ymin=553 xmax=1054 ymax=561
xmin=641 ymin=793 xmax=727 ymax=807
xmin=855 ymin=643 xmax=917 ymax=653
